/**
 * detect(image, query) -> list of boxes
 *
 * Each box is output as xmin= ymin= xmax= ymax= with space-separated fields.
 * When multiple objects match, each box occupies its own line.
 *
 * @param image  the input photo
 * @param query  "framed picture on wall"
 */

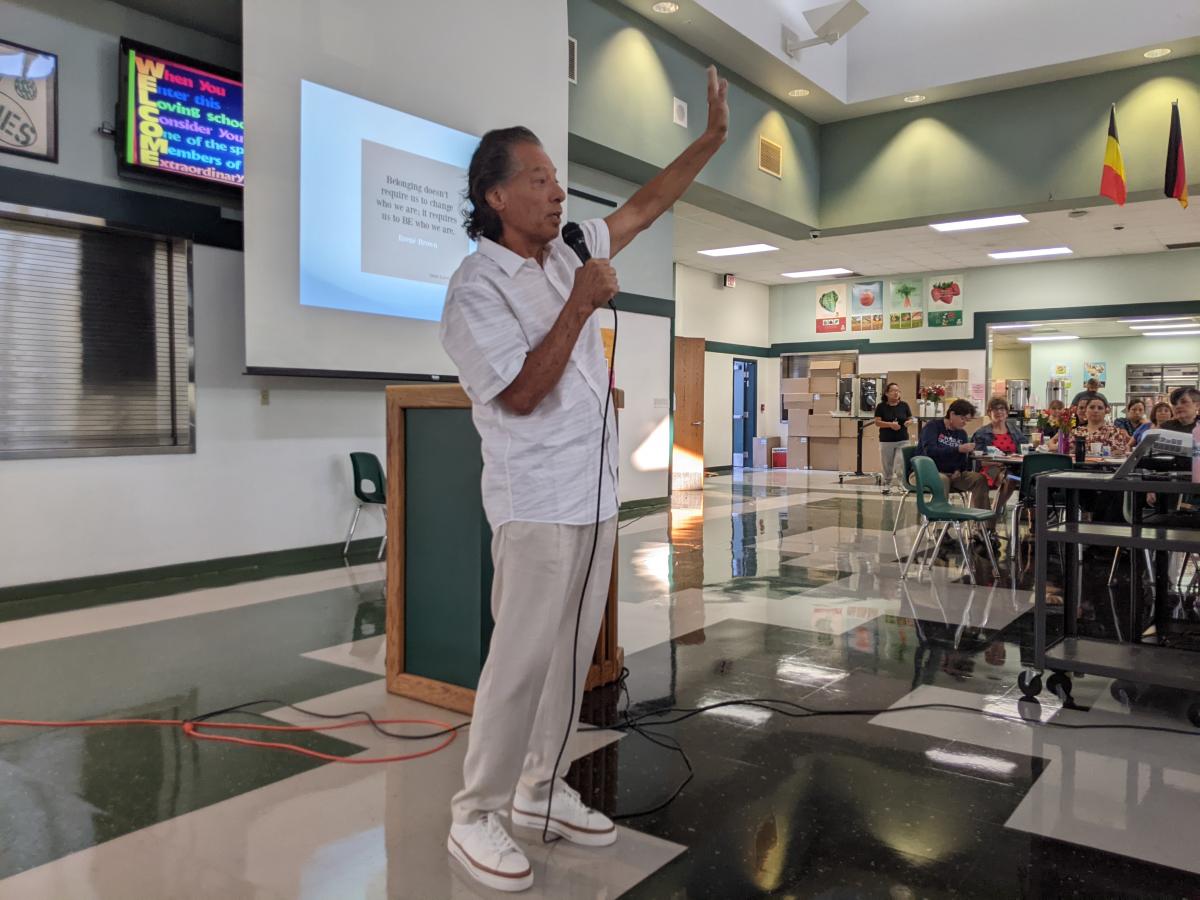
xmin=0 ymin=38 xmax=58 ymax=162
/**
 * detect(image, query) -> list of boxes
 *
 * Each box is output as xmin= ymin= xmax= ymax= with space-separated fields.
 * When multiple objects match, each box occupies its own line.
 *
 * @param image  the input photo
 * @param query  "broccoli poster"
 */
xmin=887 ymin=280 xmax=924 ymax=330
xmin=926 ymin=274 xmax=964 ymax=328
xmin=815 ymin=283 xmax=848 ymax=333
xmin=850 ymin=281 xmax=883 ymax=332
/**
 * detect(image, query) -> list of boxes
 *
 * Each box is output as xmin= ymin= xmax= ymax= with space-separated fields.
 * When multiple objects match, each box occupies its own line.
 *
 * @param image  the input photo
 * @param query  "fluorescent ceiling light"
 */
xmin=781 ymin=267 xmax=853 ymax=279
xmin=1120 ymin=316 xmax=1195 ymax=323
xmin=988 ymin=247 xmax=1073 ymax=260
xmin=1144 ymin=48 xmax=1172 ymax=59
xmin=903 ymin=94 xmax=926 ymax=103
xmin=788 ymin=88 xmax=810 ymax=98
xmin=989 ymin=323 xmax=1037 ymax=330
xmin=1144 ymin=329 xmax=1200 ymax=337
xmin=698 ymin=243 xmax=778 ymax=257
xmin=1129 ymin=322 xmax=1199 ymax=330
xmin=1018 ymin=334 xmax=1079 ymax=342
xmin=930 ymin=214 xmax=1028 ymax=232
xmin=651 ymin=1 xmax=680 ymax=12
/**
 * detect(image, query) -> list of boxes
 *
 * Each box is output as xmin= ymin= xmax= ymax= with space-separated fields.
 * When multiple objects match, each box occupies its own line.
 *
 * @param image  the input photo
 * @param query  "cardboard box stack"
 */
xmin=752 ymin=436 xmax=781 ymax=468
xmin=783 ymin=372 xmax=840 ymax=468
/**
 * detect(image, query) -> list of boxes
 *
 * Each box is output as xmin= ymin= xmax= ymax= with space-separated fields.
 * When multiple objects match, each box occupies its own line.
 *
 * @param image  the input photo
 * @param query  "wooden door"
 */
xmin=673 ymin=336 xmax=706 ymax=491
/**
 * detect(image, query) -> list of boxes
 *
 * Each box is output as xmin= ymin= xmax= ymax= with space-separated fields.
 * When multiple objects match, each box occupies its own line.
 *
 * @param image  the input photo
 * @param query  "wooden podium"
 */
xmin=384 ymin=385 xmax=623 ymax=715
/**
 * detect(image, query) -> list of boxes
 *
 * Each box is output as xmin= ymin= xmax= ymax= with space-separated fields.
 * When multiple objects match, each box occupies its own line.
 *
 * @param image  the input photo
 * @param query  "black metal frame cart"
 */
xmin=1022 ymin=471 xmax=1200 ymax=722
xmin=832 ymin=415 xmax=884 ymax=486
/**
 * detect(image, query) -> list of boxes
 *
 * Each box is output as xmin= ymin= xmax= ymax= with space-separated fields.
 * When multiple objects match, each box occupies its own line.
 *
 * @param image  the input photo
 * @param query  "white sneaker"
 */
xmin=512 ymin=781 xmax=617 ymax=847
xmin=447 ymin=812 xmax=533 ymax=893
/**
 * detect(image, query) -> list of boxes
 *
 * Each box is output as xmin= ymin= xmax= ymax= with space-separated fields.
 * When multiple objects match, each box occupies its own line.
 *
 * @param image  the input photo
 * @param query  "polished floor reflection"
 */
xmin=0 ymin=470 xmax=1197 ymax=897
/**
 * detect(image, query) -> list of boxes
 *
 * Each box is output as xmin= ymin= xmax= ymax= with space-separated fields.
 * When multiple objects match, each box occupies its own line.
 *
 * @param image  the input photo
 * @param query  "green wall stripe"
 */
xmin=771 ymin=300 xmax=1200 ymax=356
xmin=705 ymin=341 xmax=774 ymax=358
xmin=613 ymin=291 xmax=674 ymax=318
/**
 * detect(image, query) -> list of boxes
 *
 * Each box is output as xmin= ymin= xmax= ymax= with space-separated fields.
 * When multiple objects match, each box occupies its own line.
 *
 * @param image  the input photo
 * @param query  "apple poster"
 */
xmin=850 ymin=280 xmax=883 ymax=332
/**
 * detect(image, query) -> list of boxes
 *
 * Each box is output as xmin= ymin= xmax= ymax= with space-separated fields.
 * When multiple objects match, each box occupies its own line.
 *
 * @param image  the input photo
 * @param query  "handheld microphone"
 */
xmin=561 ymin=221 xmax=591 ymax=264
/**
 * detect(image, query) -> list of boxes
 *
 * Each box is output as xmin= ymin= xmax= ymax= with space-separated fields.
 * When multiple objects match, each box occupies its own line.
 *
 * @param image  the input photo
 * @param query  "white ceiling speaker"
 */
xmin=783 ymin=0 xmax=869 ymax=56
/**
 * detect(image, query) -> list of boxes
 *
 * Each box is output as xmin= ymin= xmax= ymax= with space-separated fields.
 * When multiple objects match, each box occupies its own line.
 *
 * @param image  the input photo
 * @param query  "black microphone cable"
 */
xmin=540 ymin=222 xmax=617 ymax=844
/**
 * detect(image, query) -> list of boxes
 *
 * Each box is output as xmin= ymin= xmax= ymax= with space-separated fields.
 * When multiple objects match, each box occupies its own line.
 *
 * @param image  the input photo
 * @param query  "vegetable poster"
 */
xmin=887 ymin=280 xmax=924 ymax=330
xmin=926 ymin=274 xmax=964 ymax=328
xmin=815 ymin=284 xmax=847 ymax=333
xmin=850 ymin=281 xmax=883 ymax=332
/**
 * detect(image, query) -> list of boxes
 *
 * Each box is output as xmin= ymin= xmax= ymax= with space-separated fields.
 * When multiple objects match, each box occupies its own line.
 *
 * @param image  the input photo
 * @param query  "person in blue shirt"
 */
xmin=1114 ymin=398 xmax=1146 ymax=437
xmin=917 ymin=399 xmax=990 ymax=510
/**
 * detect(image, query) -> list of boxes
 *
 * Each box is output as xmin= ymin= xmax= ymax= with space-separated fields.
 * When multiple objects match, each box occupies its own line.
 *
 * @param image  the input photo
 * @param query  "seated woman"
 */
xmin=972 ymin=397 xmax=1025 ymax=511
xmin=1114 ymin=398 xmax=1146 ymax=436
xmin=1071 ymin=397 xmax=1133 ymax=456
xmin=1134 ymin=401 xmax=1174 ymax=444
xmin=1041 ymin=399 xmax=1067 ymax=440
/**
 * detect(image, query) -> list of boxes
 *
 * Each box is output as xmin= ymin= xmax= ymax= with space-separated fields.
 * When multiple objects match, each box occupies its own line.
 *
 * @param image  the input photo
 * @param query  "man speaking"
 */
xmin=440 ymin=66 xmax=729 ymax=892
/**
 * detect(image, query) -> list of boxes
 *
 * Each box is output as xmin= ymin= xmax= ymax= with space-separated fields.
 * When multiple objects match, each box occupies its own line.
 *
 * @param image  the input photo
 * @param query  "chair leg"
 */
xmin=892 ymin=491 xmax=911 ymax=536
xmin=981 ymin=522 xmax=999 ymax=573
xmin=901 ymin=520 xmax=929 ymax=580
xmin=377 ymin=505 xmax=388 ymax=561
xmin=922 ymin=522 xmax=951 ymax=577
xmin=343 ymin=504 xmax=362 ymax=557
xmin=1108 ymin=547 xmax=1121 ymax=586
xmin=953 ymin=523 xmax=976 ymax=585
xmin=1009 ymin=502 xmax=1021 ymax=560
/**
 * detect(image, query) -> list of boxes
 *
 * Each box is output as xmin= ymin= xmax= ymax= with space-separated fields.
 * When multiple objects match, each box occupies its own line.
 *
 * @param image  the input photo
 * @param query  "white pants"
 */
xmin=450 ymin=515 xmax=618 ymax=824
xmin=879 ymin=440 xmax=910 ymax=485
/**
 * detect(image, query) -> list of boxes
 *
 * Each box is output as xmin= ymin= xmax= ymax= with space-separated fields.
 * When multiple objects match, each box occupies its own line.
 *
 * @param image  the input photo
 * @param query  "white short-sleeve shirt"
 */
xmin=439 ymin=218 xmax=618 ymax=528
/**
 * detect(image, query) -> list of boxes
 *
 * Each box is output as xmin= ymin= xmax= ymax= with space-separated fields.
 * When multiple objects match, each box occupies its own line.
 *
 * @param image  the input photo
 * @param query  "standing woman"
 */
xmin=874 ymin=381 xmax=914 ymax=494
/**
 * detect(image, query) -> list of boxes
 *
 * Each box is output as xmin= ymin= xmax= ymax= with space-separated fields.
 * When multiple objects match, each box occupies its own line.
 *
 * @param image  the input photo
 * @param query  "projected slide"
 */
xmin=299 ymin=81 xmax=477 ymax=320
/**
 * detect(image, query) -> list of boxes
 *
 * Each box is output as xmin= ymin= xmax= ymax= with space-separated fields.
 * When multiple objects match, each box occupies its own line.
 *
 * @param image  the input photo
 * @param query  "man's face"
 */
xmin=486 ymin=142 xmax=566 ymax=247
xmin=1174 ymin=392 xmax=1198 ymax=424
xmin=947 ymin=411 xmax=967 ymax=430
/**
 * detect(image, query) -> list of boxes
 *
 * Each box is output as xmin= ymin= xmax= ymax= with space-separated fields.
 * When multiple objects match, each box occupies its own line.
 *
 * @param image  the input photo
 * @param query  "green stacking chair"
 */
xmin=1009 ymin=452 xmax=1072 ymax=567
xmin=890 ymin=444 xmax=921 ymax=537
xmin=901 ymin=455 xmax=998 ymax=584
xmin=344 ymin=451 xmax=388 ymax=560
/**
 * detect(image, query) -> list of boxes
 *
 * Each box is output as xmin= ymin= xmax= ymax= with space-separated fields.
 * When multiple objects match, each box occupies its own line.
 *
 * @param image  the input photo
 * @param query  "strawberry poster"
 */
xmin=850 ymin=281 xmax=883 ymax=332
xmin=815 ymin=283 xmax=847 ymax=334
xmin=926 ymin=274 xmax=964 ymax=328
xmin=887 ymin=280 xmax=924 ymax=330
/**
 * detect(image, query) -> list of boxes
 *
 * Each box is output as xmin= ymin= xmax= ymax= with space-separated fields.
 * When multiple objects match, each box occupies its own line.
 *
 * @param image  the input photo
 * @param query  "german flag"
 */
xmin=1100 ymin=105 xmax=1127 ymax=206
xmin=1165 ymin=102 xmax=1188 ymax=209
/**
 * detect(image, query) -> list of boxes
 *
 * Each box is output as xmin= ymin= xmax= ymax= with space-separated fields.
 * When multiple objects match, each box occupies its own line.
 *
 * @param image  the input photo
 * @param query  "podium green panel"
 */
xmin=403 ymin=408 xmax=494 ymax=690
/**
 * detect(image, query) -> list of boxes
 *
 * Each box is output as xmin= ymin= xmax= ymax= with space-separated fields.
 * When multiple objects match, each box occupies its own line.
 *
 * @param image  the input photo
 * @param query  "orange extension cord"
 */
xmin=0 ymin=714 xmax=458 ymax=763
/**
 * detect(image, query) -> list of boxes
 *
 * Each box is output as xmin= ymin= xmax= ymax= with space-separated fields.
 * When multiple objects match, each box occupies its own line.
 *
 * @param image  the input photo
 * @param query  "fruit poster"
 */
xmin=815 ymin=283 xmax=847 ymax=334
xmin=850 ymin=281 xmax=883 ymax=332
xmin=887 ymin=280 xmax=924 ymax=330
xmin=926 ymin=274 xmax=964 ymax=328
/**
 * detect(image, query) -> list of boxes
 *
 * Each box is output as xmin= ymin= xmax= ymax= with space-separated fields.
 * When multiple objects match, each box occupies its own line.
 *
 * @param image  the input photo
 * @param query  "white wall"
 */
xmin=676 ymin=263 xmax=770 ymax=347
xmin=770 ymin=250 xmax=1200 ymax=345
xmin=1029 ymin=334 xmax=1200 ymax=409
xmin=0 ymin=247 xmax=389 ymax=587
xmin=0 ymin=0 xmax=240 ymax=204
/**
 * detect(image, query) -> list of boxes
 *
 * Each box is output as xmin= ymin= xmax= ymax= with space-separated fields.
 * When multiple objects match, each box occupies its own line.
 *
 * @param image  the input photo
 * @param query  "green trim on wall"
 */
xmin=0 ymin=538 xmax=385 ymax=620
xmin=613 ymin=291 xmax=674 ymax=318
xmin=772 ymin=300 xmax=1200 ymax=356
xmin=705 ymin=341 xmax=774 ymax=358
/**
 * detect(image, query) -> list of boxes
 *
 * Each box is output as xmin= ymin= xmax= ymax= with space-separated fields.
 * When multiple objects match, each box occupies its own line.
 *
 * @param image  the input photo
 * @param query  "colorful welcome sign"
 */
xmin=121 ymin=40 xmax=243 ymax=189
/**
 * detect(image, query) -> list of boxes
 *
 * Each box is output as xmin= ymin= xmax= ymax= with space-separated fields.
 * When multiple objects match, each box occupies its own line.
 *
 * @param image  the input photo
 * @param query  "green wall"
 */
xmin=568 ymin=0 xmax=821 ymax=235
xmin=1028 ymin=335 xmax=1200 ymax=410
xmin=820 ymin=57 xmax=1200 ymax=229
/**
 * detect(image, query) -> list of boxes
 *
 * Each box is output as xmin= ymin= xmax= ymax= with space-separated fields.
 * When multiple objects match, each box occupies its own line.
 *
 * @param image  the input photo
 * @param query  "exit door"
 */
xmin=732 ymin=359 xmax=757 ymax=468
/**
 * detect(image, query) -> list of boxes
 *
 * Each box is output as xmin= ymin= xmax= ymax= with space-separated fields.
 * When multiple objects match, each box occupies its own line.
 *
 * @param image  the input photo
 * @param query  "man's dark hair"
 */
xmin=1169 ymin=385 xmax=1200 ymax=405
xmin=947 ymin=399 xmax=976 ymax=418
xmin=462 ymin=126 xmax=541 ymax=241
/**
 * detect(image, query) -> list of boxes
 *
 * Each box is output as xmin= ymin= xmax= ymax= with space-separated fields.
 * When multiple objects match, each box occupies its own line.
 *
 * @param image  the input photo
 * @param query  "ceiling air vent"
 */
xmin=1165 ymin=241 xmax=1200 ymax=250
xmin=758 ymin=136 xmax=782 ymax=178
xmin=568 ymin=37 xmax=578 ymax=84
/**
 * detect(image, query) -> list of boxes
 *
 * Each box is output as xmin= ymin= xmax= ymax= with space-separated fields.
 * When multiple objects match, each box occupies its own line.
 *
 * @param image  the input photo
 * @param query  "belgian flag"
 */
xmin=1165 ymin=102 xmax=1188 ymax=209
xmin=1100 ymin=105 xmax=1127 ymax=206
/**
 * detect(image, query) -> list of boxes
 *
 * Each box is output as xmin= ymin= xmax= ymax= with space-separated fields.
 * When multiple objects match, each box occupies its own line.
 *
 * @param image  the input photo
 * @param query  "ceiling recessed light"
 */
xmin=1144 ymin=48 xmax=1171 ymax=59
xmin=1120 ymin=316 xmax=1195 ymax=323
xmin=930 ymin=214 xmax=1028 ymax=233
xmin=989 ymin=323 xmax=1037 ymax=330
xmin=988 ymin=247 xmax=1073 ymax=260
xmin=788 ymin=88 xmax=811 ymax=98
xmin=1018 ymin=334 xmax=1080 ymax=342
xmin=698 ymin=243 xmax=778 ymax=257
xmin=1129 ymin=322 xmax=1199 ymax=330
xmin=781 ymin=267 xmax=854 ymax=279
xmin=1144 ymin=329 xmax=1200 ymax=337
xmin=903 ymin=94 xmax=926 ymax=104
